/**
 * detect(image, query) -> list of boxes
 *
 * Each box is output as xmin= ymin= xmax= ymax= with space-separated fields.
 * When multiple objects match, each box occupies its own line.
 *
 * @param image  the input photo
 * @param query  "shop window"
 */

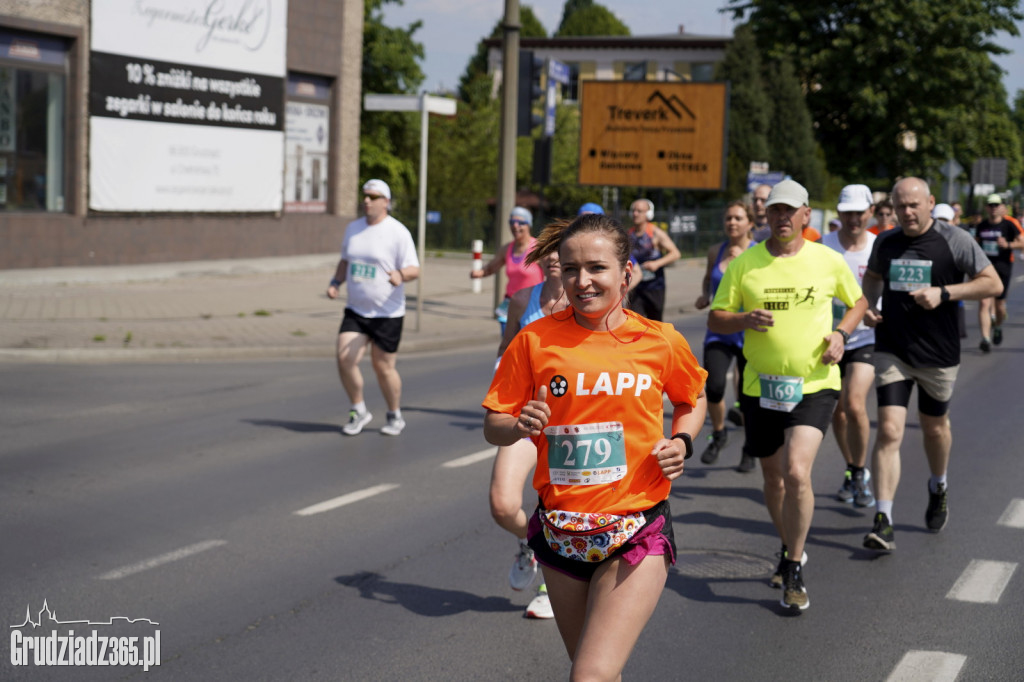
xmin=285 ymin=73 xmax=332 ymax=213
xmin=0 ymin=29 xmax=67 ymax=212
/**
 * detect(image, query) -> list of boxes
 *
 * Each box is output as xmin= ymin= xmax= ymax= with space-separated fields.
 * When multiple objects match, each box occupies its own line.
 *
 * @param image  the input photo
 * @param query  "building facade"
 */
xmin=486 ymin=29 xmax=731 ymax=100
xmin=0 ymin=0 xmax=363 ymax=269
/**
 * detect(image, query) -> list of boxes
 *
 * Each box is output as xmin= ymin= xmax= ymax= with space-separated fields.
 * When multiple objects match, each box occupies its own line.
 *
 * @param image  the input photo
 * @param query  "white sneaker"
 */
xmin=525 ymin=584 xmax=553 ymax=619
xmin=342 ymin=410 xmax=372 ymax=436
xmin=380 ymin=413 xmax=406 ymax=436
xmin=509 ymin=539 xmax=537 ymax=591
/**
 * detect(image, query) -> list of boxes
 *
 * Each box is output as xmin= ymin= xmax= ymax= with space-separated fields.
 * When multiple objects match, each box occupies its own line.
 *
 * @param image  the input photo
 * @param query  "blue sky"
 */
xmin=382 ymin=1 xmax=1024 ymax=103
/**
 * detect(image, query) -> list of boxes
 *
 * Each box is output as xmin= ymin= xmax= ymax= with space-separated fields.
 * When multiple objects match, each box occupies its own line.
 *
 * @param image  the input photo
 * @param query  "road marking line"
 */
xmin=442 ymin=448 xmax=495 ymax=468
xmin=997 ymin=498 xmax=1024 ymax=528
xmin=886 ymin=651 xmax=966 ymax=682
xmin=97 ymin=540 xmax=227 ymax=580
xmin=946 ymin=559 xmax=1018 ymax=603
xmin=294 ymin=483 xmax=400 ymax=516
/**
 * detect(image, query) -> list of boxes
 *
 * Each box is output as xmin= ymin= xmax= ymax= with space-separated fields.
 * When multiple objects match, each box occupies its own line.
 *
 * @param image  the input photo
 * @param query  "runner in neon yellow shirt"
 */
xmin=710 ymin=179 xmax=867 ymax=611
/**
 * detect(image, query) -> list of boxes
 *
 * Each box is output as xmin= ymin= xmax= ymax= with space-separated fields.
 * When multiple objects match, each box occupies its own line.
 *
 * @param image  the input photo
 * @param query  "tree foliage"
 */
xmin=556 ymin=3 xmax=630 ymax=37
xmin=360 ymin=0 xmax=425 ymax=200
xmin=714 ymin=24 xmax=770 ymax=198
xmin=458 ymin=6 xmax=547 ymax=105
xmin=723 ymin=0 xmax=1023 ymax=185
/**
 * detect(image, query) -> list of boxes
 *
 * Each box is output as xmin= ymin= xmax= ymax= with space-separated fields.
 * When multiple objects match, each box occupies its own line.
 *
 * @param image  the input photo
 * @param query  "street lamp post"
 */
xmin=363 ymin=93 xmax=458 ymax=332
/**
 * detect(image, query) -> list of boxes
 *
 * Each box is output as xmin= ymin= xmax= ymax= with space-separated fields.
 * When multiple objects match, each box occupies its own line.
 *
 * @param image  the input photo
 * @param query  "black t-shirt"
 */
xmin=867 ymin=220 xmax=991 ymax=368
xmin=975 ymin=217 xmax=1021 ymax=265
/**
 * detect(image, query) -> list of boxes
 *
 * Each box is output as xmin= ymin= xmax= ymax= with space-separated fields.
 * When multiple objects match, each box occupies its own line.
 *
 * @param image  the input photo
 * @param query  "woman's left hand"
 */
xmin=650 ymin=438 xmax=686 ymax=481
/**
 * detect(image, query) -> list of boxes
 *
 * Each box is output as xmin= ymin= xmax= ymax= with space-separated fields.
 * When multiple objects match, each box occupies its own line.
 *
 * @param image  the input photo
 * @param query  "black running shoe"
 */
xmin=700 ymin=429 xmax=728 ymax=464
xmin=993 ymin=326 xmax=1003 ymax=346
xmin=864 ymin=512 xmax=895 ymax=551
xmin=925 ymin=482 xmax=948 ymax=532
xmin=980 ymin=338 xmax=992 ymax=353
xmin=736 ymin=451 xmax=756 ymax=473
xmin=780 ymin=561 xmax=809 ymax=610
xmin=770 ymin=545 xmax=807 ymax=588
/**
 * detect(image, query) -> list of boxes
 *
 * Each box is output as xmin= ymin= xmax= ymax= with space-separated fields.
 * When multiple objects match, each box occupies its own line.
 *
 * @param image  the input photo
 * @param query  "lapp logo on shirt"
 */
xmin=553 ymin=372 xmax=653 ymax=397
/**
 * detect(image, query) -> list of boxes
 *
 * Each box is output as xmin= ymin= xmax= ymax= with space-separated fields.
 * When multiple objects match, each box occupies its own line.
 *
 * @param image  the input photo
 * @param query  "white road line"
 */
xmin=97 ymin=540 xmax=227 ymax=580
xmin=946 ymin=559 xmax=1018 ymax=603
xmin=997 ymin=498 xmax=1024 ymax=528
xmin=886 ymin=651 xmax=966 ymax=682
xmin=294 ymin=483 xmax=400 ymax=516
xmin=442 ymin=448 xmax=496 ymax=468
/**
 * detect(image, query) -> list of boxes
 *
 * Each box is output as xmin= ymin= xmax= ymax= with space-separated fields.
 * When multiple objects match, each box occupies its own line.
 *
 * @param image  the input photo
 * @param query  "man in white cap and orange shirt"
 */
xmin=709 ymin=179 xmax=867 ymax=611
xmin=327 ymin=179 xmax=420 ymax=436
xmin=823 ymin=185 xmax=879 ymax=508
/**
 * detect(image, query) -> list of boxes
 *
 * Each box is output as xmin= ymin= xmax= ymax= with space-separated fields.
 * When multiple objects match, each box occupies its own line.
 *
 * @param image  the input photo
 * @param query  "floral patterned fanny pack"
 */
xmin=540 ymin=508 xmax=647 ymax=562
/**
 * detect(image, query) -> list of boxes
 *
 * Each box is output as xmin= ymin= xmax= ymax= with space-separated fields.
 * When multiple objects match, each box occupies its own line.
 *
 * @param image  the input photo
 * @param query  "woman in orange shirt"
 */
xmin=483 ymin=213 xmax=707 ymax=679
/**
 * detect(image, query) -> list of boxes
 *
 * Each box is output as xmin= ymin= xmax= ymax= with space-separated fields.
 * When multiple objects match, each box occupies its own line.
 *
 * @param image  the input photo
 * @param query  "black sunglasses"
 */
xmin=364 ymin=194 xmax=385 ymax=201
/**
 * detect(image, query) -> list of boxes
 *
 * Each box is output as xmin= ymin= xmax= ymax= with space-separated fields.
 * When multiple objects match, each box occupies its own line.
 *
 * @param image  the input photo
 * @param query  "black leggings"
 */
xmin=703 ymin=342 xmax=745 ymax=404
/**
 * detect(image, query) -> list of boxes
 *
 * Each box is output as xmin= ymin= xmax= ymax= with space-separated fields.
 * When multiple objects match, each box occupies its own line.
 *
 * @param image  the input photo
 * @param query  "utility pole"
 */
xmin=494 ymin=0 xmax=520 ymax=314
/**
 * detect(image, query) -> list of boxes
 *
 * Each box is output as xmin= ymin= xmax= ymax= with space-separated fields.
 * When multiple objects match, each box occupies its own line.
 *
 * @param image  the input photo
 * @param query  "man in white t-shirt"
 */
xmin=823 ymin=184 xmax=878 ymax=507
xmin=327 ymin=179 xmax=420 ymax=436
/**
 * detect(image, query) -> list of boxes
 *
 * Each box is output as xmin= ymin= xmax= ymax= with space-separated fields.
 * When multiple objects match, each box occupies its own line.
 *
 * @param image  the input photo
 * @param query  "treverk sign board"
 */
xmin=578 ymin=81 xmax=727 ymax=190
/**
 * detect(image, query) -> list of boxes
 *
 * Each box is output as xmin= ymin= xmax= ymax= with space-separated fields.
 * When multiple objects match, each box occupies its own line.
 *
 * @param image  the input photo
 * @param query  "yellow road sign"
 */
xmin=578 ymin=81 xmax=728 ymax=190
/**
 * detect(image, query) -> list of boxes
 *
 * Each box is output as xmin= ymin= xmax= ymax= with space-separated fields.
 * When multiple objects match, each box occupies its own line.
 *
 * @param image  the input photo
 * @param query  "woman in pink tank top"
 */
xmin=470 ymin=206 xmax=544 ymax=332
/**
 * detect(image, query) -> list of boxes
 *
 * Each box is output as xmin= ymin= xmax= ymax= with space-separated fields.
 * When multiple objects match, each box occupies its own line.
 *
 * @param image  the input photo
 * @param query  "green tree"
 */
xmin=555 ymin=2 xmax=630 ymax=37
xmin=714 ymin=24 xmax=771 ymax=198
xmin=764 ymin=53 xmax=827 ymax=197
xmin=724 ymin=0 xmax=1023 ymax=183
xmin=361 ymin=0 xmax=425 ymax=201
xmin=458 ymin=6 xmax=547 ymax=105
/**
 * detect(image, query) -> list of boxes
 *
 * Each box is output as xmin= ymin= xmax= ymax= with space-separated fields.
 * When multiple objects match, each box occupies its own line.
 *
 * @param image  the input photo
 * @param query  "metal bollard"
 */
xmin=471 ymin=239 xmax=482 ymax=293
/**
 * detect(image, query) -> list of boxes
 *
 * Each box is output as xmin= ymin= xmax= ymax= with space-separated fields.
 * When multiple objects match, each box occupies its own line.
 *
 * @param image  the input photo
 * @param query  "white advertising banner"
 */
xmin=89 ymin=118 xmax=283 ymax=212
xmin=91 ymin=0 xmax=286 ymax=76
xmin=89 ymin=0 xmax=287 ymax=212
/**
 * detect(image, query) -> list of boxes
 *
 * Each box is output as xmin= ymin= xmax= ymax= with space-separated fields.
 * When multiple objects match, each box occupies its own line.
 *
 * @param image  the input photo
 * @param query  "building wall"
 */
xmin=0 ymin=0 xmax=363 ymax=269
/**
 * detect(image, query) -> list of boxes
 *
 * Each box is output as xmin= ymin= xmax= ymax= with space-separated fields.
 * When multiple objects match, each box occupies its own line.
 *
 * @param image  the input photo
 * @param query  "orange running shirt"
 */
xmin=483 ymin=310 xmax=707 ymax=515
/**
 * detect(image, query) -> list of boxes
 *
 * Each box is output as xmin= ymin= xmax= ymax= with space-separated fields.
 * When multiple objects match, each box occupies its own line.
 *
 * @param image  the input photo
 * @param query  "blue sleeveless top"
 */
xmin=519 ymin=283 xmax=546 ymax=327
xmin=704 ymin=241 xmax=750 ymax=347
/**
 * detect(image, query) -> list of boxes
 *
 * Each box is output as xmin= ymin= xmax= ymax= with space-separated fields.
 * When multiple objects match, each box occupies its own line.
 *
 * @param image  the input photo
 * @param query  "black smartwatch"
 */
xmin=671 ymin=432 xmax=694 ymax=459
xmin=834 ymin=328 xmax=850 ymax=344
xmin=940 ymin=285 xmax=950 ymax=303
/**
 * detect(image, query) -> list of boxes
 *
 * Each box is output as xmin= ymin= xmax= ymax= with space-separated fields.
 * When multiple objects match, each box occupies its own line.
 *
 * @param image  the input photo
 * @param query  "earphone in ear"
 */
xmin=626 ymin=272 xmax=632 ymax=286
xmin=635 ymin=199 xmax=655 ymax=222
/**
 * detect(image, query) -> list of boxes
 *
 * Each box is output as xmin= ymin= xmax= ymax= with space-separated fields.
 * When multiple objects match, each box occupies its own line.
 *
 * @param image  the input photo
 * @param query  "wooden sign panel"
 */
xmin=578 ymin=81 xmax=728 ymax=190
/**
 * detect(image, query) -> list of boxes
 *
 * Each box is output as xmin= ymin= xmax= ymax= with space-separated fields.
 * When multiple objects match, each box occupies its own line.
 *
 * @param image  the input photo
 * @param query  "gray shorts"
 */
xmin=873 ymin=352 xmax=959 ymax=403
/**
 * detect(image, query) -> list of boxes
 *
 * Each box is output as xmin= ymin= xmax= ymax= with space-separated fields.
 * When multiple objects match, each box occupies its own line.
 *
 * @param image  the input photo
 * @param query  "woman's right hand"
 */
xmin=694 ymin=294 xmax=709 ymax=309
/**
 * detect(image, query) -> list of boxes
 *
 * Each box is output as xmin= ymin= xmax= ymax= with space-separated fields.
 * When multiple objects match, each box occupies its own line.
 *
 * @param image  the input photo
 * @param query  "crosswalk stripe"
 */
xmin=886 ymin=651 xmax=966 ymax=682
xmin=97 ymin=540 xmax=227 ymax=580
xmin=294 ymin=483 xmax=400 ymax=516
xmin=442 ymin=448 xmax=496 ymax=468
xmin=946 ymin=559 xmax=1018 ymax=603
xmin=997 ymin=498 xmax=1024 ymax=528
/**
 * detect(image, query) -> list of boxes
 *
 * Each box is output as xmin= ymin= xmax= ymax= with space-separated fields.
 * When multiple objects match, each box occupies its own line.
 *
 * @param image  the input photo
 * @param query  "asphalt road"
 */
xmin=2 ymin=303 xmax=1022 ymax=681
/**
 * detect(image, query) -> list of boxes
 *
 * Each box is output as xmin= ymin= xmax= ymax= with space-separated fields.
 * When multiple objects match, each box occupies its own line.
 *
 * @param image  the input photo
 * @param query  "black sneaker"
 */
xmin=736 ymin=451 xmax=756 ymax=473
xmin=769 ymin=545 xmax=807 ymax=588
xmin=837 ymin=469 xmax=855 ymax=503
xmin=925 ymin=482 xmax=948 ymax=532
xmin=863 ymin=512 xmax=895 ymax=551
xmin=700 ymin=429 xmax=728 ymax=464
xmin=993 ymin=325 xmax=1003 ymax=345
xmin=727 ymin=404 xmax=744 ymax=427
xmin=980 ymin=338 xmax=992 ymax=353
xmin=780 ymin=561 xmax=809 ymax=610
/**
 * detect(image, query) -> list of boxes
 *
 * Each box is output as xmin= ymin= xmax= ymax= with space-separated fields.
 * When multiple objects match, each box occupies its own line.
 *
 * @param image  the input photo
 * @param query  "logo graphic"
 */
xmin=646 ymin=91 xmax=696 ymax=120
xmin=10 ymin=600 xmax=160 ymax=671
xmin=795 ymin=286 xmax=817 ymax=306
xmin=549 ymin=375 xmax=568 ymax=397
